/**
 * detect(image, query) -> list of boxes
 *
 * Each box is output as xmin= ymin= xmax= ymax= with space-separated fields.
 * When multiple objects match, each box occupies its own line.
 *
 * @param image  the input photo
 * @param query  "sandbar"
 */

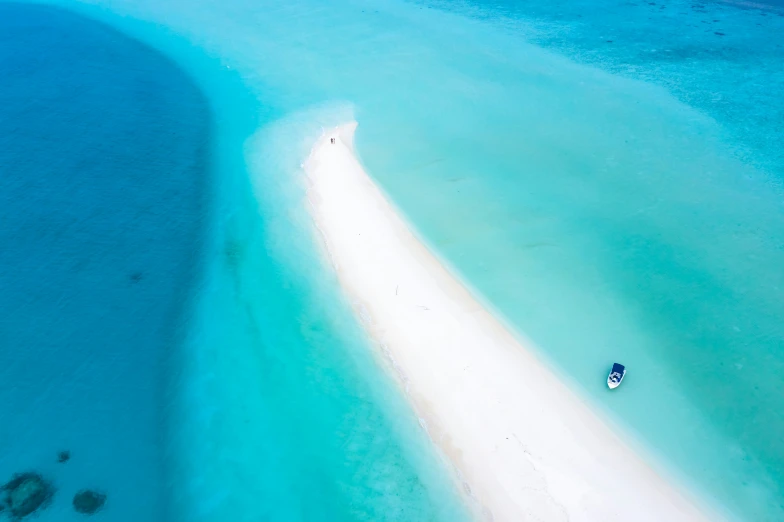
xmin=304 ymin=122 xmax=717 ymax=522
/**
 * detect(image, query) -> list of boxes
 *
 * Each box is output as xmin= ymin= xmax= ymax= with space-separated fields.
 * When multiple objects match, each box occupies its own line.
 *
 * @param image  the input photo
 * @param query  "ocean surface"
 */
xmin=2 ymin=0 xmax=783 ymax=521
xmin=0 ymin=3 xmax=210 ymax=519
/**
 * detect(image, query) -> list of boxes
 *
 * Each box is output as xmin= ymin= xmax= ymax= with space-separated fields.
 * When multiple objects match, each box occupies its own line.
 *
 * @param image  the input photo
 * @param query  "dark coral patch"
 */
xmin=73 ymin=489 xmax=107 ymax=515
xmin=2 ymin=472 xmax=55 ymax=519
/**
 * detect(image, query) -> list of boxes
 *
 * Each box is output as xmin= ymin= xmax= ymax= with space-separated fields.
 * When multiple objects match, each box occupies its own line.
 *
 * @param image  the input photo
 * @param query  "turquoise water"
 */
xmin=1 ymin=2 xmax=471 ymax=521
xmin=5 ymin=0 xmax=784 ymax=520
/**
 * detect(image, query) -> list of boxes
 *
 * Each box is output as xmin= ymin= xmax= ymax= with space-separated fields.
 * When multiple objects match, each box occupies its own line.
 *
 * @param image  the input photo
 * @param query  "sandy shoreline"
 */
xmin=304 ymin=122 xmax=717 ymax=521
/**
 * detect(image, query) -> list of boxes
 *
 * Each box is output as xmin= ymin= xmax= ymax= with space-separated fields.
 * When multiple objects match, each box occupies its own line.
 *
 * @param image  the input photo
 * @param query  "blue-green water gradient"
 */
xmin=10 ymin=0 xmax=784 ymax=520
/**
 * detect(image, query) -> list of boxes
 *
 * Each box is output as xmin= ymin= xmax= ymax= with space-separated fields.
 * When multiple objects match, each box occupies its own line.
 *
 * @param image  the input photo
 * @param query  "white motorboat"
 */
xmin=607 ymin=363 xmax=626 ymax=389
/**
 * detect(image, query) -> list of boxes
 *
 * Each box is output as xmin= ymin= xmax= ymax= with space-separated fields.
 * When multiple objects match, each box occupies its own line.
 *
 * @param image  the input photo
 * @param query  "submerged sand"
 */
xmin=304 ymin=122 xmax=717 ymax=522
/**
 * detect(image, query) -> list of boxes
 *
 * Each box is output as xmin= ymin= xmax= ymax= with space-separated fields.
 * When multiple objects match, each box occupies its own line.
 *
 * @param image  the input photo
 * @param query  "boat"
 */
xmin=607 ymin=363 xmax=626 ymax=389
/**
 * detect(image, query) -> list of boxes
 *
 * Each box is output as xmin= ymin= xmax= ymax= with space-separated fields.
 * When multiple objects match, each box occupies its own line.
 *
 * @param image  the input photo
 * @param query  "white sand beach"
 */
xmin=304 ymin=122 xmax=716 ymax=522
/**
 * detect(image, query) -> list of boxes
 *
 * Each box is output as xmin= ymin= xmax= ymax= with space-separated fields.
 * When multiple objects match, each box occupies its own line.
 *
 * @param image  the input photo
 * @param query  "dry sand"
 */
xmin=304 ymin=122 xmax=717 ymax=522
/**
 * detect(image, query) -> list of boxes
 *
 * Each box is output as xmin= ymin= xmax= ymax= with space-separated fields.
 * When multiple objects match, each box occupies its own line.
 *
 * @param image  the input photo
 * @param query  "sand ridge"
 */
xmin=304 ymin=122 xmax=717 ymax=522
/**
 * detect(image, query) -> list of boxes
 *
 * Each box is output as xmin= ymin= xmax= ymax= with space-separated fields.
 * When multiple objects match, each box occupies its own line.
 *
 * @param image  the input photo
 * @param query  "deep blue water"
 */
xmin=0 ymin=4 xmax=210 ymax=519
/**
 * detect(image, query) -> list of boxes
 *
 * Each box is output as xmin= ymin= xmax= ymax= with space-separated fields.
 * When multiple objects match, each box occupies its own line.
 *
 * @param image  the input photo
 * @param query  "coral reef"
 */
xmin=72 ymin=489 xmax=106 ymax=515
xmin=1 ymin=472 xmax=54 ymax=519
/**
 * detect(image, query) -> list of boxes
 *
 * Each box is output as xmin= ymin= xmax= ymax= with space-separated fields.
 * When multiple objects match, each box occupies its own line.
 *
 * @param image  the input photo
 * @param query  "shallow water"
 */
xmin=5 ymin=0 xmax=784 ymax=520
xmin=1 ymin=3 xmax=472 ymax=521
xmin=364 ymin=1 xmax=784 ymax=518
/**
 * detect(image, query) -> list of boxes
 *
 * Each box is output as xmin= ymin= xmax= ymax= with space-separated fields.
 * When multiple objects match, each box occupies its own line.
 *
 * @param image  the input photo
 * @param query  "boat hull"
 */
xmin=607 ymin=364 xmax=626 ymax=389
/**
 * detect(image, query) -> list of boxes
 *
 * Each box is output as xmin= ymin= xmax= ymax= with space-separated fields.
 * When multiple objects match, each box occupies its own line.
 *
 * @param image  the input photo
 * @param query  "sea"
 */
xmin=0 ymin=0 xmax=782 ymax=521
